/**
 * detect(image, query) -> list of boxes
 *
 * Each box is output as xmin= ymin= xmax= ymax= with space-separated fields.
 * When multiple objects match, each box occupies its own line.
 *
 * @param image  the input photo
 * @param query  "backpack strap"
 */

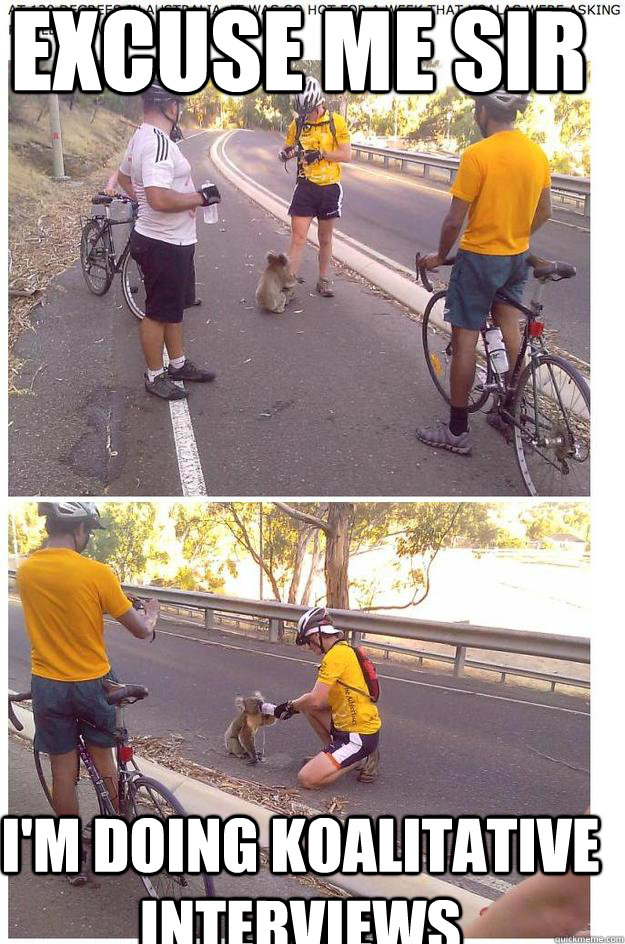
xmin=334 ymin=643 xmax=372 ymax=700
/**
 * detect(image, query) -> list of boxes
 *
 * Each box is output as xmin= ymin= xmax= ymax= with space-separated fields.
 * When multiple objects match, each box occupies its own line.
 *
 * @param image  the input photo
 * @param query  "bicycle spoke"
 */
xmin=514 ymin=357 xmax=590 ymax=495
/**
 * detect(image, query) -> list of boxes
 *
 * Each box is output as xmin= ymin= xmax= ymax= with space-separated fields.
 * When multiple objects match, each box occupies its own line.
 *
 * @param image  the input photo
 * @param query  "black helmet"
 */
xmin=472 ymin=90 xmax=530 ymax=119
xmin=37 ymin=501 xmax=104 ymax=530
xmin=142 ymin=80 xmax=185 ymax=141
xmin=296 ymin=606 xmax=338 ymax=646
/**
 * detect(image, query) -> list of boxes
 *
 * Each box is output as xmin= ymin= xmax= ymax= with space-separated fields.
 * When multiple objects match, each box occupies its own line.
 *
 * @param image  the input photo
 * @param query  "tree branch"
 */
xmin=273 ymin=502 xmax=331 ymax=534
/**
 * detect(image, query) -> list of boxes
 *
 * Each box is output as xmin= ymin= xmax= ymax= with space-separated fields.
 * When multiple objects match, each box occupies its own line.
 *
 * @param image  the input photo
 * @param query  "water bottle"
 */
xmin=484 ymin=326 xmax=509 ymax=376
xmin=201 ymin=180 xmax=218 ymax=224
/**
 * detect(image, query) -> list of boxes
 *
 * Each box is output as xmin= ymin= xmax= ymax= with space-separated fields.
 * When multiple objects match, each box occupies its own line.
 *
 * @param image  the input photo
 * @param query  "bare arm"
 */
xmin=145 ymin=186 xmax=203 ymax=213
xmin=116 ymin=171 xmax=135 ymax=199
xmin=291 ymin=680 xmax=332 ymax=712
xmin=464 ymin=871 xmax=589 ymax=938
xmin=321 ymin=142 xmax=352 ymax=164
xmin=531 ymin=186 xmax=552 ymax=234
xmin=437 ymin=196 xmax=469 ymax=260
xmin=116 ymin=599 xmax=159 ymax=640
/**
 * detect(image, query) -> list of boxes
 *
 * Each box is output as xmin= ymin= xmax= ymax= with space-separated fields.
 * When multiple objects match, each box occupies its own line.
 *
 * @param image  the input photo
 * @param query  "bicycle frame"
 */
xmin=82 ymin=214 xmax=134 ymax=275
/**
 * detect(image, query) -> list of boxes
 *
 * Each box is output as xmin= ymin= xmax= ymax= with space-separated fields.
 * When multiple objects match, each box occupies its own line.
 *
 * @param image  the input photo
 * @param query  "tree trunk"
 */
xmin=324 ymin=504 xmax=353 ymax=609
xmin=287 ymin=525 xmax=311 ymax=604
xmin=300 ymin=529 xmax=322 ymax=605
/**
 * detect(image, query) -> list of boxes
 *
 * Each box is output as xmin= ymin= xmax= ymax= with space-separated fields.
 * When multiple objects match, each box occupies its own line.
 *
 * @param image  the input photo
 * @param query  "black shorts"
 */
xmin=288 ymin=179 xmax=343 ymax=221
xmin=129 ymin=230 xmax=196 ymax=324
xmin=323 ymin=724 xmax=380 ymax=770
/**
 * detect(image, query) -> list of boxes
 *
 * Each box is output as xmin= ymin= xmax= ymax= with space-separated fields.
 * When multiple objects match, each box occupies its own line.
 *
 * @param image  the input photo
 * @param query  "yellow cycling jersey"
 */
xmin=285 ymin=111 xmax=350 ymax=186
xmin=17 ymin=548 xmax=132 ymax=681
xmin=317 ymin=641 xmax=381 ymax=734
xmin=451 ymin=129 xmax=551 ymax=255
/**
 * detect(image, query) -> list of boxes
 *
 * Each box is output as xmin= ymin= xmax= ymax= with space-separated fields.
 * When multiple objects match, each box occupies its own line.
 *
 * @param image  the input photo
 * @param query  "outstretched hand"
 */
xmin=274 ymin=701 xmax=299 ymax=720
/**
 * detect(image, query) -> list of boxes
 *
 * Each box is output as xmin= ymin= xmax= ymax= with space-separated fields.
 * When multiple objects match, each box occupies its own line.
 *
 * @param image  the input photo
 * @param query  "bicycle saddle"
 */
xmin=91 ymin=194 xmax=113 ymax=205
xmin=532 ymin=260 xmax=576 ymax=280
xmin=104 ymin=682 xmax=149 ymax=705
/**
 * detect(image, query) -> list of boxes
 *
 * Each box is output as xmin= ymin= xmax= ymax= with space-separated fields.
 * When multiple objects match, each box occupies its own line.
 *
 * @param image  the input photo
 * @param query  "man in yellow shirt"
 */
xmin=17 ymin=502 xmax=158 ymax=882
xmin=279 ymin=76 xmax=352 ymax=298
xmin=416 ymin=90 xmax=552 ymax=456
xmin=273 ymin=607 xmax=381 ymax=788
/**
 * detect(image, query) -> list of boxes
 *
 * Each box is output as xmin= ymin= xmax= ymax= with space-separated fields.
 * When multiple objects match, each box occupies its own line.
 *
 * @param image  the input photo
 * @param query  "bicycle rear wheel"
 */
xmin=127 ymin=776 xmax=215 ymax=899
xmin=422 ymin=291 xmax=491 ymax=412
xmin=34 ymin=749 xmax=106 ymax=815
xmin=80 ymin=220 xmax=114 ymax=295
xmin=121 ymin=251 xmax=146 ymax=320
xmin=512 ymin=354 xmax=590 ymax=496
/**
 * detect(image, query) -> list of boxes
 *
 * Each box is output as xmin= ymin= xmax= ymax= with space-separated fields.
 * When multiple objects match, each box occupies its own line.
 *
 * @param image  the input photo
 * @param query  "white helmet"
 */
xmin=295 ymin=76 xmax=324 ymax=116
xmin=37 ymin=501 xmax=104 ymax=530
xmin=472 ymin=90 xmax=529 ymax=118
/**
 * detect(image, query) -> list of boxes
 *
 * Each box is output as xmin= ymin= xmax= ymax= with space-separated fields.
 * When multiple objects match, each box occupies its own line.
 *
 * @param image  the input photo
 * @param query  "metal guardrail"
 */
xmin=8 ymin=572 xmax=590 ymax=691
xmin=350 ymin=143 xmax=591 ymax=219
xmin=121 ymin=583 xmax=589 ymax=692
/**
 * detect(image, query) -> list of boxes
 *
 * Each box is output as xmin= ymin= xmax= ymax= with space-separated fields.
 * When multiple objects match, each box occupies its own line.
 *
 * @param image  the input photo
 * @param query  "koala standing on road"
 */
xmin=255 ymin=252 xmax=297 ymax=313
xmin=224 ymin=692 xmax=277 ymax=764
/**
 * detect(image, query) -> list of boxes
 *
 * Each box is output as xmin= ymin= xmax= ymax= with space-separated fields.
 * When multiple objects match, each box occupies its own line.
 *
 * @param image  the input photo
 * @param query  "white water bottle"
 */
xmin=201 ymin=180 xmax=219 ymax=224
xmin=484 ymin=326 xmax=509 ymax=376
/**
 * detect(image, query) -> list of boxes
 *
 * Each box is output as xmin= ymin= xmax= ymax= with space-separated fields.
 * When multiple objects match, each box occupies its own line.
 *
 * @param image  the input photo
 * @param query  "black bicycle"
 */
xmin=8 ymin=683 xmax=214 ymax=900
xmin=416 ymin=253 xmax=590 ymax=496
xmin=80 ymin=193 xmax=147 ymax=320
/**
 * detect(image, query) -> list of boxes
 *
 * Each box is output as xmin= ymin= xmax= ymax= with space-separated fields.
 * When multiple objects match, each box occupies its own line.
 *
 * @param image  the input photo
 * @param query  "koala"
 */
xmin=255 ymin=252 xmax=297 ymax=313
xmin=224 ymin=692 xmax=277 ymax=764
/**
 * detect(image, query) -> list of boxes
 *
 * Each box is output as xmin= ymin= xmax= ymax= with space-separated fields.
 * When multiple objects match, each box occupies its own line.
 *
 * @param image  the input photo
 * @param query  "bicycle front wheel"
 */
xmin=512 ymin=354 xmax=590 ymax=496
xmin=120 ymin=251 xmax=146 ymax=320
xmin=127 ymin=776 xmax=215 ymax=899
xmin=422 ymin=291 xmax=491 ymax=412
xmin=80 ymin=220 xmax=114 ymax=295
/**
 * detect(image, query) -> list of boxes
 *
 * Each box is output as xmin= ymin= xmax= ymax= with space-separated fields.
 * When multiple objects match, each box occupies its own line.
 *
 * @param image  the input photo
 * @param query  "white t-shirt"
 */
xmin=120 ymin=123 xmax=197 ymax=246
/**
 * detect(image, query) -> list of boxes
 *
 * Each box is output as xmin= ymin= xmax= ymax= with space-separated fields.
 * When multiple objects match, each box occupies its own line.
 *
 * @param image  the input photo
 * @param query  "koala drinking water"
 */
xmin=255 ymin=252 xmax=297 ymax=313
xmin=224 ymin=692 xmax=277 ymax=764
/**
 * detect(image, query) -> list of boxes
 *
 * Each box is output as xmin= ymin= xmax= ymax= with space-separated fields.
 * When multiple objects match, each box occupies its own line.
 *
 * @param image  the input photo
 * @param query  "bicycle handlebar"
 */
xmin=415 ymin=253 xmax=456 ymax=293
xmin=8 ymin=692 xmax=31 ymax=732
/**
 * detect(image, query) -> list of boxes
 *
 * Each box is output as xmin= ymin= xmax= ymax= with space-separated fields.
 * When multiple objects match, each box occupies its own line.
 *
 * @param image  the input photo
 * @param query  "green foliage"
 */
xmin=9 ymin=504 xmax=46 ymax=556
xmin=86 ymin=503 xmax=168 ymax=583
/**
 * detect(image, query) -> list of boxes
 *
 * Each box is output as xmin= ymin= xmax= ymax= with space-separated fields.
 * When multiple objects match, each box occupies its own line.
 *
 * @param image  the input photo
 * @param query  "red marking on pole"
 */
xmin=52 ymin=132 xmax=60 ymax=140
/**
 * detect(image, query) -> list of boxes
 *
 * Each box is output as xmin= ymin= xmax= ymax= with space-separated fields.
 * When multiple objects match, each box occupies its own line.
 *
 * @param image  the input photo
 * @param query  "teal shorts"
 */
xmin=31 ymin=671 xmax=119 ymax=755
xmin=444 ymin=249 xmax=529 ymax=331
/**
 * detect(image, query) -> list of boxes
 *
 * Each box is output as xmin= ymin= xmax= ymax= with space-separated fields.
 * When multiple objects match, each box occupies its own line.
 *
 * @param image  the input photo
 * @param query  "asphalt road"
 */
xmin=9 ymin=131 xmax=587 ymax=498
xmin=228 ymin=129 xmax=590 ymax=362
xmin=7 ymin=737 xmax=332 ymax=940
xmin=9 ymin=598 xmax=590 ymax=900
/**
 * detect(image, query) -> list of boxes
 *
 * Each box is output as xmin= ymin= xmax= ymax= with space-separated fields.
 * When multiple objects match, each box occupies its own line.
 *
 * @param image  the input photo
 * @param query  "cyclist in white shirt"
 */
xmin=117 ymin=82 xmax=221 ymax=400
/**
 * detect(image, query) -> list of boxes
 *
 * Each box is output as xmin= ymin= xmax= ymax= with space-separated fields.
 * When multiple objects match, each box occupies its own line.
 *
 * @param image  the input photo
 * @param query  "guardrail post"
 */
xmin=351 ymin=631 xmax=364 ymax=646
xmin=400 ymin=159 xmax=406 ymax=172
xmin=453 ymin=645 xmax=466 ymax=677
xmin=204 ymin=609 xmax=216 ymax=632
xmin=584 ymin=194 xmax=590 ymax=219
xmin=268 ymin=618 xmax=281 ymax=643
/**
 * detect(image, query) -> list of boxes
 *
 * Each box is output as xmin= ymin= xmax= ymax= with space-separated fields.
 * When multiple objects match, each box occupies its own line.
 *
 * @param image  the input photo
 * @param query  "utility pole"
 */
xmin=47 ymin=94 xmax=69 ymax=180
xmin=259 ymin=502 xmax=264 ymax=600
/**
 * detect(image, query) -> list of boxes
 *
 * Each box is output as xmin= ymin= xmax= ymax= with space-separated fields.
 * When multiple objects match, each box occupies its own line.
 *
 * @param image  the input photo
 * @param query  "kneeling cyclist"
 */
xmin=274 ymin=607 xmax=380 ymax=788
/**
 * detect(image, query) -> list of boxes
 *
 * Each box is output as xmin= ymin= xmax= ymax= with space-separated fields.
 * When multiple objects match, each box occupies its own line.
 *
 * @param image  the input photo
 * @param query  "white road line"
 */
xmin=109 ymin=612 xmax=589 ymax=718
xmin=162 ymin=321 xmax=206 ymax=496
xmin=468 ymin=875 xmax=514 ymax=895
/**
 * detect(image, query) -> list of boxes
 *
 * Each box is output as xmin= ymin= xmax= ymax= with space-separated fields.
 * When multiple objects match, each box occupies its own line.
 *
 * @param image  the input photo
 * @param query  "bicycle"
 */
xmin=8 ymin=681 xmax=214 ymax=900
xmin=80 ymin=193 xmax=147 ymax=320
xmin=416 ymin=253 xmax=590 ymax=496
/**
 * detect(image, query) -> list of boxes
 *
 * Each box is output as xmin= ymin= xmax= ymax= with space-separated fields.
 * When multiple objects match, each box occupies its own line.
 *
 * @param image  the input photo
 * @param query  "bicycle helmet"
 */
xmin=295 ymin=76 xmax=324 ymax=117
xmin=296 ymin=606 xmax=339 ymax=646
xmin=142 ymin=80 xmax=185 ymax=141
xmin=472 ymin=90 xmax=530 ymax=119
xmin=37 ymin=501 xmax=104 ymax=530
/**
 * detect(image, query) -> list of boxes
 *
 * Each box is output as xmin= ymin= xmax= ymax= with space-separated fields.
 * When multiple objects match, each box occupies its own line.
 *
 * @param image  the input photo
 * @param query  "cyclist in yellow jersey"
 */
xmin=279 ymin=76 xmax=352 ymax=298
xmin=16 ymin=503 xmax=158 ymax=882
xmin=416 ymin=90 xmax=552 ymax=457
xmin=272 ymin=607 xmax=381 ymax=788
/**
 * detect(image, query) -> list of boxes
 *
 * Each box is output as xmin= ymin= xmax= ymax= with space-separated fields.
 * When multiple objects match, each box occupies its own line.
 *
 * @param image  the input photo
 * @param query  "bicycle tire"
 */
xmin=120 ymin=251 xmax=146 ymax=320
xmin=422 ymin=290 xmax=492 ymax=413
xmin=127 ymin=776 xmax=215 ymax=899
xmin=80 ymin=220 xmax=114 ymax=295
xmin=34 ymin=748 xmax=111 ymax=816
xmin=511 ymin=353 xmax=590 ymax=496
